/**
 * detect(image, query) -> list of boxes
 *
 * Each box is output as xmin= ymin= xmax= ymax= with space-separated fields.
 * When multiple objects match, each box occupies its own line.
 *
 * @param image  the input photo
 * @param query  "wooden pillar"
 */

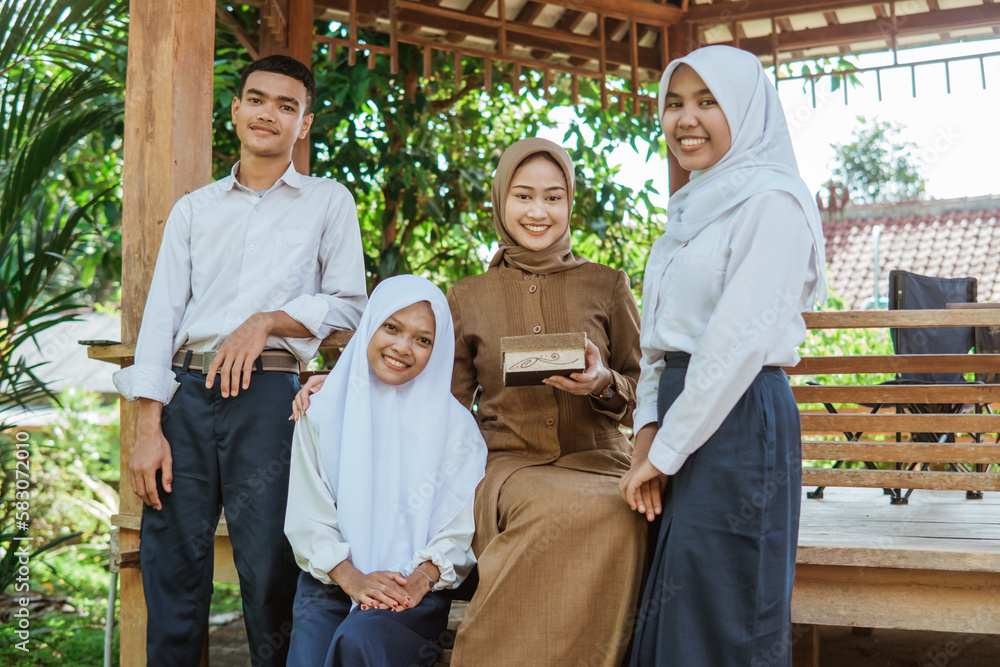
xmin=260 ymin=0 xmax=315 ymax=173
xmin=120 ymin=0 xmax=215 ymax=664
xmin=665 ymin=21 xmax=698 ymax=196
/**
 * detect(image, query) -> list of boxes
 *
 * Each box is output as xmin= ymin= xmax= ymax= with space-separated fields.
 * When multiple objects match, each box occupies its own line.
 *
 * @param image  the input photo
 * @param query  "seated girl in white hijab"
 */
xmin=284 ymin=274 xmax=487 ymax=667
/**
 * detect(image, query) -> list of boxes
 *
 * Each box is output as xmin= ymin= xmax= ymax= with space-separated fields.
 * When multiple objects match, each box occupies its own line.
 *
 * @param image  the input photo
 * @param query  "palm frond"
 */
xmin=0 ymin=0 xmax=124 ymax=436
xmin=0 ymin=71 xmax=122 ymax=236
xmin=0 ymin=0 xmax=126 ymax=76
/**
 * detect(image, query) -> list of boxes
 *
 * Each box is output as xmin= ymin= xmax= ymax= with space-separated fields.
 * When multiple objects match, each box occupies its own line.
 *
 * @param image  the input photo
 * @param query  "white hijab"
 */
xmin=307 ymin=275 xmax=487 ymax=575
xmin=656 ymin=45 xmax=827 ymax=303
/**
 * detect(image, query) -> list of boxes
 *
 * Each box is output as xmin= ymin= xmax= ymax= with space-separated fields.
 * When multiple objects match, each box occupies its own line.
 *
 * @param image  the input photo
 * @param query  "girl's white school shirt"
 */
xmin=284 ymin=413 xmax=476 ymax=591
xmin=634 ymin=192 xmax=819 ymax=476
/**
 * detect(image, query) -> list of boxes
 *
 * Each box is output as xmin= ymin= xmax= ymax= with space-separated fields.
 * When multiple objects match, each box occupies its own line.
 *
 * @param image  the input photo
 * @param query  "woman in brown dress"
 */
xmin=448 ymin=137 xmax=646 ymax=667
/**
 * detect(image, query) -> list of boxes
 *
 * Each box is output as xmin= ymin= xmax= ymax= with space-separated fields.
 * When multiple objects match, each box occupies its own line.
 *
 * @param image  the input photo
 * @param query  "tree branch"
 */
xmin=399 ymin=213 xmax=427 ymax=249
xmin=430 ymin=72 xmax=485 ymax=113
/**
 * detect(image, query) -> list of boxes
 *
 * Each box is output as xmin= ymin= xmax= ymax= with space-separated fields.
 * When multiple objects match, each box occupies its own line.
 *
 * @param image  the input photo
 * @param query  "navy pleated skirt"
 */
xmin=631 ymin=353 xmax=802 ymax=667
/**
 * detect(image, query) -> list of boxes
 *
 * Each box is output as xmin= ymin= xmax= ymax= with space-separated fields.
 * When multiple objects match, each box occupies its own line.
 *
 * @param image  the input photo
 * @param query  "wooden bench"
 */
xmin=788 ymin=308 xmax=1000 ymax=664
xmin=100 ymin=310 xmax=1000 ymax=665
xmin=440 ymin=308 xmax=1000 ymax=665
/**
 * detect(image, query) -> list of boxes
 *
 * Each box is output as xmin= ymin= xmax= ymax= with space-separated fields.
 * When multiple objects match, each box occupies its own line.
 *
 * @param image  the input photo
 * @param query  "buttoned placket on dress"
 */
xmin=525 ymin=275 xmax=543 ymax=336
xmin=524 ymin=275 xmax=560 ymax=433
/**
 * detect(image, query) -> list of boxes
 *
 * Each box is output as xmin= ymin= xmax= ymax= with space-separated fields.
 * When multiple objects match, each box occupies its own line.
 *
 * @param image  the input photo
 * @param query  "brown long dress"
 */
xmin=448 ymin=261 xmax=647 ymax=667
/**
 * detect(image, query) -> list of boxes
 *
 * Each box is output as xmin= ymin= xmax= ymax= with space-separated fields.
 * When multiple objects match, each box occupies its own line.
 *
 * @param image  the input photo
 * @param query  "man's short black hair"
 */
xmin=238 ymin=54 xmax=316 ymax=115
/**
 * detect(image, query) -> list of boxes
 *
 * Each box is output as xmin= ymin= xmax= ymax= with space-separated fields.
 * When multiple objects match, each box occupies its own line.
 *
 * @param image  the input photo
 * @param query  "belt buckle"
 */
xmin=201 ymin=351 xmax=217 ymax=375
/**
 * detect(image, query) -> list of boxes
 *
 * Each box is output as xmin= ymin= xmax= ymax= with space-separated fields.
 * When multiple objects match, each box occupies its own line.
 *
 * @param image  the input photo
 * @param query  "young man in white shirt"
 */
xmin=113 ymin=55 xmax=367 ymax=666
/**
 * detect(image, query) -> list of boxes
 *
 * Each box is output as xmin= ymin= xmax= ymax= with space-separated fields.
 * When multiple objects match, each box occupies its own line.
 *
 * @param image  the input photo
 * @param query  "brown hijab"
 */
xmin=488 ymin=137 xmax=589 ymax=274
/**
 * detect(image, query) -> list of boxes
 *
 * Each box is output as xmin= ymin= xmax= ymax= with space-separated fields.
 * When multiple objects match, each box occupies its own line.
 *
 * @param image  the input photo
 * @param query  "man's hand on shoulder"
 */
xmin=206 ymin=312 xmax=272 ymax=397
xmin=131 ymin=399 xmax=173 ymax=510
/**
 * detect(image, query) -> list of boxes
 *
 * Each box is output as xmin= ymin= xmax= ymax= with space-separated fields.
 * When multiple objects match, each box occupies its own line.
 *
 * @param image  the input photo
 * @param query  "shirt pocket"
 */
xmin=270 ymin=228 xmax=315 ymax=288
xmin=662 ymin=254 xmax=728 ymax=338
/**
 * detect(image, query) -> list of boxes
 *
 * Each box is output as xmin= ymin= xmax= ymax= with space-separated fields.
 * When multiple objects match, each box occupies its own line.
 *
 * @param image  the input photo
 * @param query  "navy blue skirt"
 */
xmin=631 ymin=353 xmax=801 ymax=667
xmin=288 ymin=570 xmax=451 ymax=667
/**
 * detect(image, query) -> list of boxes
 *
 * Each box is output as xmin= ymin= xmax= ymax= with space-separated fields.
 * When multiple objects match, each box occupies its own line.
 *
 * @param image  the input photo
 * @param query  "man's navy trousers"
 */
xmin=140 ymin=361 xmax=301 ymax=666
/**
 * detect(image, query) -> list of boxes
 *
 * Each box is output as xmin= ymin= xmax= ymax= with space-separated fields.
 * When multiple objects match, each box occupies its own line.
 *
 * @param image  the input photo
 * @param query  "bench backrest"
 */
xmin=788 ymin=309 xmax=1000 ymax=493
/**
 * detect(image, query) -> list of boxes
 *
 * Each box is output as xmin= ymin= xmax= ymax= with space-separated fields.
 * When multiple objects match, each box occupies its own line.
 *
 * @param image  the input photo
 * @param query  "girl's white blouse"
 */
xmin=634 ymin=192 xmax=819 ymax=475
xmin=284 ymin=412 xmax=476 ymax=591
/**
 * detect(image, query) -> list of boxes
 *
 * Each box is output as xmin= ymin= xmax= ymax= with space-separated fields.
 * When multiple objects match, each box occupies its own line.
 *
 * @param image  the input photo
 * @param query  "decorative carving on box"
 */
xmin=501 ymin=333 xmax=587 ymax=387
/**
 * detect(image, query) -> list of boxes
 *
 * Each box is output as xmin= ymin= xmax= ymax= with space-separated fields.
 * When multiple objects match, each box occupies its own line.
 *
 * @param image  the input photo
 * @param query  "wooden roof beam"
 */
xmin=447 ymin=0 xmax=495 ymax=42
xmin=685 ymin=0 xmax=910 ymax=24
xmin=317 ymin=0 xmax=664 ymax=71
xmin=541 ymin=0 xmax=681 ymax=24
xmin=553 ymin=7 xmax=587 ymax=32
xmin=463 ymin=0 xmax=494 ymax=15
xmin=515 ymin=1 xmax=545 ymax=24
xmin=530 ymin=7 xmax=587 ymax=59
xmin=507 ymin=20 xmax=663 ymax=70
xmin=732 ymin=3 xmax=1000 ymax=55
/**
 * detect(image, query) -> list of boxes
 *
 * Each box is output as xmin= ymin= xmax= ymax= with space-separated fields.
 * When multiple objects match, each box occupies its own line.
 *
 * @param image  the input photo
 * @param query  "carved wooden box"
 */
xmin=500 ymin=332 xmax=587 ymax=387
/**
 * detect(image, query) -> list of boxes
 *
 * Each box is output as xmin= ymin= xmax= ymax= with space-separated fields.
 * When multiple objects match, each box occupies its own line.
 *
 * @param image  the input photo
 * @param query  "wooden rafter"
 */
xmin=530 ymin=7 xmax=586 ymax=59
xmin=731 ymin=3 xmax=1000 ymax=57
xmin=262 ymin=0 xmax=289 ymax=47
xmin=539 ymin=0 xmax=681 ymax=24
xmin=553 ymin=7 xmax=586 ymax=32
xmin=685 ymin=0 xmax=912 ymax=24
xmin=515 ymin=1 xmax=545 ymax=24
xmin=447 ymin=0 xmax=494 ymax=40
xmin=316 ymin=0 xmax=664 ymax=72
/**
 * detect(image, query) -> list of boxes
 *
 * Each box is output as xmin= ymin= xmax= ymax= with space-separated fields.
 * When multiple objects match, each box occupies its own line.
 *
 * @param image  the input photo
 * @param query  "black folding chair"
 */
xmin=807 ymin=271 xmax=983 ymax=504
xmin=886 ymin=270 xmax=982 ymax=501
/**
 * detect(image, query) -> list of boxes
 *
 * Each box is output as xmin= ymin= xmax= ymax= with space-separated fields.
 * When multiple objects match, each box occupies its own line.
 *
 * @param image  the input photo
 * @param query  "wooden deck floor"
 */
xmin=794 ymin=487 xmax=1000 ymax=634
xmin=798 ymin=486 xmax=1000 ymax=570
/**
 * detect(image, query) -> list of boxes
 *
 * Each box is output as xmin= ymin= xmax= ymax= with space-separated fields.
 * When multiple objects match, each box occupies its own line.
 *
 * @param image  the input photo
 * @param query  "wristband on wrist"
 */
xmin=413 ymin=568 xmax=436 ymax=589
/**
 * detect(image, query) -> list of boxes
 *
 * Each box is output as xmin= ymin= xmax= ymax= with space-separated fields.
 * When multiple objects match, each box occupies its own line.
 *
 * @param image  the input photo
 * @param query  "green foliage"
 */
xmin=0 ymin=0 xmax=126 ymax=430
xmin=0 ymin=549 xmax=118 ymax=665
xmin=795 ymin=292 xmax=895 ymax=391
xmin=778 ymin=56 xmax=862 ymax=94
xmin=1 ymin=0 xmax=125 ymax=612
xmin=212 ymin=13 xmax=666 ymax=294
xmin=828 ymin=115 xmax=926 ymax=205
xmin=27 ymin=389 xmax=120 ymax=540
xmin=1 ymin=389 xmax=118 ymax=603
xmin=0 ymin=389 xmax=118 ymax=662
xmin=797 ymin=294 xmax=897 ymax=468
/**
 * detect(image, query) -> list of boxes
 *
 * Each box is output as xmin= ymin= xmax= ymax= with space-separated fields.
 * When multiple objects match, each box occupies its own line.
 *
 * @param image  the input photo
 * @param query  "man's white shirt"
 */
xmin=113 ymin=162 xmax=367 ymax=404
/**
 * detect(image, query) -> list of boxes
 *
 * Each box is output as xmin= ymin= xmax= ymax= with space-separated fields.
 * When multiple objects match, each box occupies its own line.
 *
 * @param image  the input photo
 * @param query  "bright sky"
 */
xmin=543 ymin=38 xmax=1000 ymax=210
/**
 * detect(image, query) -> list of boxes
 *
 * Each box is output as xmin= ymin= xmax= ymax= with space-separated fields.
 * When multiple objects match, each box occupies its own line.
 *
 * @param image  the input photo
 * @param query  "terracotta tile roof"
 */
xmin=821 ymin=196 xmax=1000 ymax=310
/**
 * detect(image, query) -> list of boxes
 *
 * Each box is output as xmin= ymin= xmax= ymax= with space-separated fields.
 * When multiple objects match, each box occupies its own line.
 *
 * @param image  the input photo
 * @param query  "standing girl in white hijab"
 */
xmin=284 ymin=274 xmax=487 ymax=667
xmin=619 ymin=45 xmax=826 ymax=666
